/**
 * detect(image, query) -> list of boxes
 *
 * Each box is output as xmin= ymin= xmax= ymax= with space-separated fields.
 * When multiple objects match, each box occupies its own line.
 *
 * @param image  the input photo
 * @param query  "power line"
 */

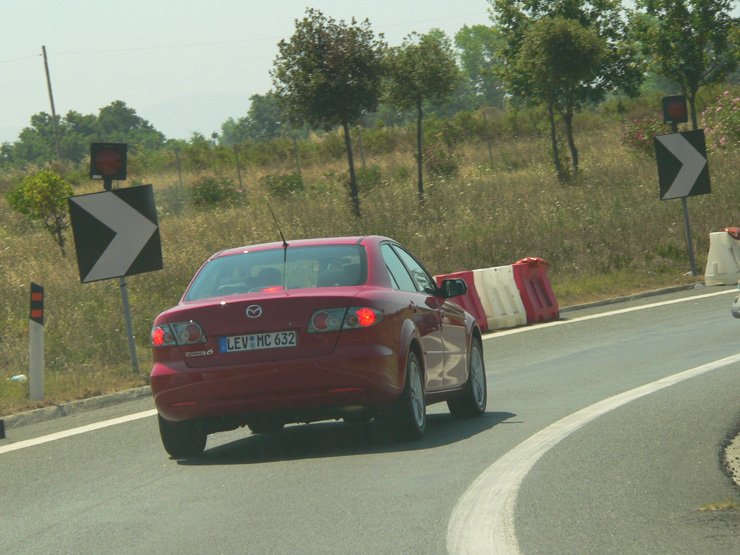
xmin=0 ymin=54 xmax=41 ymax=65
xmin=0 ymin=11 xmax=490 ymax=62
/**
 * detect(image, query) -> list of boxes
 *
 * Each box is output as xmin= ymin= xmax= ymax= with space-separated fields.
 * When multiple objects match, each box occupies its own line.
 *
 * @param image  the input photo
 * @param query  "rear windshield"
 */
xmin=184 ymin=245 xmax=366 ymax=301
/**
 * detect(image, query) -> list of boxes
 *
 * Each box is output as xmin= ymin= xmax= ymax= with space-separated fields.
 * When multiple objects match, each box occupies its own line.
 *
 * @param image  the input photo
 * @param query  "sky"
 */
xmin=2 ymin=1 xmax=737 ymax=145
xmin=0 ymin=0 xmax=494 ymax=143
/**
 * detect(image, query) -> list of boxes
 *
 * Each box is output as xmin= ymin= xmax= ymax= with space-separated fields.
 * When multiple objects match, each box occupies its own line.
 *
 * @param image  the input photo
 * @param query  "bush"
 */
xmin=423 ymin=135 xmax=460 ymax=178
xmin=189 ymin=175 xmax=241 ymax=206
xmin=5 ymin=169 xmax=73 ymax=255
xmin=260 ymin=172 xmax=304 ymax=198
xmin=620 ymin=117 xmax=665 ymax=157
xmin=702 ymin=90 xmax=740 ymax=152
xmin=356 ymin=165 xmax=384 ymax=193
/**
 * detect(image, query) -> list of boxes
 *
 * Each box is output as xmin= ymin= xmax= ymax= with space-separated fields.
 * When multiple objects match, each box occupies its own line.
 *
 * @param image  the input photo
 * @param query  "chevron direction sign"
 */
xmin=655 ymin=129 xmax=710 ymax=200
xmin=68 ymin=185 xmax=162 ymax=283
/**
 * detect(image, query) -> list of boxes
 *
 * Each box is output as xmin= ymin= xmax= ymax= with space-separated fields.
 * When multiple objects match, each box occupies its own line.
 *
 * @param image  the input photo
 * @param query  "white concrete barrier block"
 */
xmin=704 ymin=231 xmax=740 ymax=286
xmin=473 ymin=266 xmax=527 ymax=330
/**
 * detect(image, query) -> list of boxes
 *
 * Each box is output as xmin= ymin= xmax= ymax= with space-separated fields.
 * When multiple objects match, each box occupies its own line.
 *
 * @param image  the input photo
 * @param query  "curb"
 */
xmin=0 ymin=386 xmax=152 ymax=432
xmin=560 ymin=284 xmax=701 ymax=313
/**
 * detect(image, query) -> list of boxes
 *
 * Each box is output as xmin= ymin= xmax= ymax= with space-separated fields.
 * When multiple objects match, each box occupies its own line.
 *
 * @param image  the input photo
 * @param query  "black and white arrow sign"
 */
xmin=655 ymin=129 xmax=710 ymax=200
xmin=68 ymin=185 xmax=163 ymax=283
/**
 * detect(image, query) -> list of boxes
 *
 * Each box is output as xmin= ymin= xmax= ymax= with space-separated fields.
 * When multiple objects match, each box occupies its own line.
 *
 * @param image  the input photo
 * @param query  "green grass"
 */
xmin=1 ymin=112 xmax=738 ymax=417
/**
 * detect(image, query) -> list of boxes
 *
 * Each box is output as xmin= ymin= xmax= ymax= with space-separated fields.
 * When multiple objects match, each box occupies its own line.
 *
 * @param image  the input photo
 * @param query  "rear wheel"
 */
xmin=393 ymin=351 xmax=426 ymax=439
xmin=157 ymin=414 xmax=207 ymax=459
xmin=448 ymin=339 xmax=487 ymax=418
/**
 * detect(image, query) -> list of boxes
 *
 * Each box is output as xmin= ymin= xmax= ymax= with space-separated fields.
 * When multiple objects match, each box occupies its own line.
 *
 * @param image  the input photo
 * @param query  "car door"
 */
xmin=381 ymin=243 xmax=445 ymax=392
xmin=390 ymin=245 xmax=468 ymax=390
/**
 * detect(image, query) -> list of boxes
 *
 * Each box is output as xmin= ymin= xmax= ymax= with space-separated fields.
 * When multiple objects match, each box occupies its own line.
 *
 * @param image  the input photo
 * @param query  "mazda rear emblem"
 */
xmin=246 ymin=305 xmax=263 ymax=318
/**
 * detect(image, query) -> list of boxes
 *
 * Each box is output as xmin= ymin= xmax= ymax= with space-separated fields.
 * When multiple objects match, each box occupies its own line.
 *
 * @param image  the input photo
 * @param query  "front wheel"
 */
xmin=448 ymin=339 xmax=487 ymax=418
xmin=158 ymin=415 xmax=207 ymax=459
xmin=393 ymin=351 xmax=426 ymax=439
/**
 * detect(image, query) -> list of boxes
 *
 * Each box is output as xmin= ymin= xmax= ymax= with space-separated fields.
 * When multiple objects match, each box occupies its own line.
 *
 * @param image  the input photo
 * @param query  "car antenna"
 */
xmin=267 ymin=202 xmax=289 ymax=249
xmin=267 ymin=202 xmax=289 ymax=292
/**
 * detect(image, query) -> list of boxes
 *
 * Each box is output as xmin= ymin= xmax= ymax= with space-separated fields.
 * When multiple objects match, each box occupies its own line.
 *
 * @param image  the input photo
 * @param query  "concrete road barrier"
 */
xmin=705 ymin=227 xmax=740 ymax=286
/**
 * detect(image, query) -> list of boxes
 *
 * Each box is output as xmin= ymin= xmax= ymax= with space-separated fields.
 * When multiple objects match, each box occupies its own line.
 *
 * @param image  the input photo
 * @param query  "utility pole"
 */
xmin=42 ymin=45 xmax=62 ymax=161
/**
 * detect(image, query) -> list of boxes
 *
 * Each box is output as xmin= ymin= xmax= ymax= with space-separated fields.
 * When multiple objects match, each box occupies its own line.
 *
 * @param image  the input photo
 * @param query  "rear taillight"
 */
xmin=308 ymin=307 xmax=382 ymax=333
xmin=151 ymin=321 xmax=207 ymax=347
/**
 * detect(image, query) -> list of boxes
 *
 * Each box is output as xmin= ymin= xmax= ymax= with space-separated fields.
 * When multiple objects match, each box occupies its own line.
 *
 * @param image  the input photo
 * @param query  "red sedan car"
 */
xmin=150 ymin=235 xmax=486 ymax=458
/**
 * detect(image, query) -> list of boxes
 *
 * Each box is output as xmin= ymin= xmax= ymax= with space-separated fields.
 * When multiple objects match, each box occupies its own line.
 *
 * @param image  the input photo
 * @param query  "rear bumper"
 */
xmin=151 ymin=343 xmax=402 ymax=423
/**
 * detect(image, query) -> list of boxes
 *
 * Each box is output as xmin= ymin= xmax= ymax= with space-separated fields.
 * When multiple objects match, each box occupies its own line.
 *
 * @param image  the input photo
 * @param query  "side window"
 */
xmin=391 ymin=245 xmax=437 ymax=294
xmin=381 ymin=244 xmax=416 ymax=292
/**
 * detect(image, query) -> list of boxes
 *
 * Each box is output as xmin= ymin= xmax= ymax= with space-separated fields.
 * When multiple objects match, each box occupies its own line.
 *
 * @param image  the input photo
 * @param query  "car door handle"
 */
xmin=409 ymin=301 xmax=418 ymax=313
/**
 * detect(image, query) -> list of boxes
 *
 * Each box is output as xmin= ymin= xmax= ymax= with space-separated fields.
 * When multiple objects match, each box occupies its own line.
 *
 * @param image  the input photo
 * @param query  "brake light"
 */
xmin=151 ymin=321 xmax=207 ymax=347
xmin=260 ymin=286 xmax=283 ymax=293
xmin=308 ymin=307 xmax=382 ymax=333
xmin=151 ymin=326 xmax=172 ymax=346
xmin=347 ymin=307 xmax=377 ymax=327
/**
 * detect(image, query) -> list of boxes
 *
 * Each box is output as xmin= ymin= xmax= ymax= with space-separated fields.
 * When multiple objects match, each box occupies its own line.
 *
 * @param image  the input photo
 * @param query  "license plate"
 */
xmin=219 ymin=331 xmax=297 ymax=353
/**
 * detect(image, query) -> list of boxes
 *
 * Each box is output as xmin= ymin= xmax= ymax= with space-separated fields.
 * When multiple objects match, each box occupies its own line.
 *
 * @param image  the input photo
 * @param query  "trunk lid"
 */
xmin=164 ymin=289 xmax=362 ymax=368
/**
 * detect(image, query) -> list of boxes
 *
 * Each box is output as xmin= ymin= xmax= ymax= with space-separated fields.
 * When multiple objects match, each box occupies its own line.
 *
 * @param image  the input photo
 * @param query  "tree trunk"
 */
xmin=342 ymin=122 xmax=361 ymax=217
xmin=563 ymin=110 xmax=578 ymax=176
xmin=548 ymin=102 xmax=565 ymax=182
xmin=416 ymin=100 xmax=424 ymax=202
xmin=688 ymin=90 xmax=698 ymax=130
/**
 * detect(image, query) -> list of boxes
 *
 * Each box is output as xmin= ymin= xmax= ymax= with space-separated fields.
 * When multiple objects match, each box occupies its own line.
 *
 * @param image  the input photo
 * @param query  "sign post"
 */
xmin=655 ymin=97 xmax=710 ymax=276
xmin=68 ymin=144 xmax=163 ymax=373
xmin=29 ymin=283 xmax=44 ymax=400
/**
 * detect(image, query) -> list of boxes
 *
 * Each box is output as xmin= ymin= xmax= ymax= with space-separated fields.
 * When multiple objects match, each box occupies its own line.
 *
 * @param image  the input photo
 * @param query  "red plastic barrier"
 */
xmin=512 ymin=257 xmax=559 ymax=324
xmin=434 ymin=270 xmax=488 ymax=332
xmin=722 ymin=227 xmax=740 ymax=240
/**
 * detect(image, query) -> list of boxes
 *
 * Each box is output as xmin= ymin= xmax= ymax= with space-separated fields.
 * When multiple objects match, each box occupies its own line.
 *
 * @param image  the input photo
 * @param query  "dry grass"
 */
xmin=697 ymin=499 xmax=739 ymax=512
xmin=1 ymin=117 xmax=738 ymax=416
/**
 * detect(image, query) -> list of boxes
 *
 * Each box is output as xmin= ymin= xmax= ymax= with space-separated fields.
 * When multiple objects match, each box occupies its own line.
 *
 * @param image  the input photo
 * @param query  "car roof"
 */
xmin=210 ymin=235 xmax=392 ymax=260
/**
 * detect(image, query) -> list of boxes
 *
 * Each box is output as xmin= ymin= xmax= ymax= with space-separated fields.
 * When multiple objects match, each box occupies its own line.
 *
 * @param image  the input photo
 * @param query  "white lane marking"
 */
xmin=483 ymin=288 xmax=736 ymax=339
xmin=447 ymin=352 xmax=740 ymax=554
xmin=0 ymin=409 xmax=157 ymax=455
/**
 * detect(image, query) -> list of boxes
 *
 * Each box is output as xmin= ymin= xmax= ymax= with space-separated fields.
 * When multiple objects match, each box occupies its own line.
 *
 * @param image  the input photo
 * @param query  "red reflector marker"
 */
xmin=185 ymin=323 xmax=202 ymax=342
xmin=312 ymin=312 xmax=330 ymax=330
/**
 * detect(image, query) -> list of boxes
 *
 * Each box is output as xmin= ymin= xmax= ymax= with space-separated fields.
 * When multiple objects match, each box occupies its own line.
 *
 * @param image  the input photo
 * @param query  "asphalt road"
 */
xmin=1 ymin=287 xmax=738 ymax=554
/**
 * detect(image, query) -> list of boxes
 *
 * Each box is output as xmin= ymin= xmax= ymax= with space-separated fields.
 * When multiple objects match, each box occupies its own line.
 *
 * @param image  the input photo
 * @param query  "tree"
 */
xmin=516 ymin=17 xmax=605 ymax=179
xmin=11 ymin=113 xmax=59 ymax=164
xmin=384 ymin=30 xmax=461 ymax=199
xmin=3 ymin=101 xmax=165 ymax=167
xmin=631 ymin=0 xmax=740 ymax=129
xmin=454 ymin=24 xmax=507 ymax=109
xmin=5 ymin=170 xmax=74 ymax=256
xmin=221 ymin=92 xmax=287 ymax=145
xmin=489 ymin=0 xmax=642 ymax=179
xmin=272 ymin=8 xmax=385 ymax=216
xmin=96 ymin=100 xmax=165 ymax=150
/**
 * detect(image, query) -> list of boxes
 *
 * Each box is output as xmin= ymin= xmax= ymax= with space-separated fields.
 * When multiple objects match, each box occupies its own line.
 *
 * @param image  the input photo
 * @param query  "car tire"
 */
xmin=158 ymin=414 xmax=207 ymax=459
xmin=247 ymin=420 xmax=285 ymax=434
xmin=448 ymin=339 xmax=487 ymax=418
xmin=393 ymin=351 xmax=426 ymax=439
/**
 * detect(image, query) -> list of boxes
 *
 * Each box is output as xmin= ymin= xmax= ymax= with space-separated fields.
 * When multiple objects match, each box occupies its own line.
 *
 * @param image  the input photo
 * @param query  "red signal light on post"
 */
xmin=662 ymin=95 xmax=688 ymax=125
xmin=90 ymin=143 xmax=127 ymax=182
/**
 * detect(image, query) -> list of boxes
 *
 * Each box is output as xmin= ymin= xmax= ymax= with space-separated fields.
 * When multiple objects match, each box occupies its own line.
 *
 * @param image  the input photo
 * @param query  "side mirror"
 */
xmin=439 ymin=278 xmax=467 ymax=299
